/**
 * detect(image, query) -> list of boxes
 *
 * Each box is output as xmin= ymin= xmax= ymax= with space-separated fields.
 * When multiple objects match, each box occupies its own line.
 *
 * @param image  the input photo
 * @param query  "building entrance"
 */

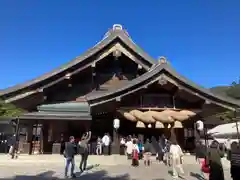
xmin=67 ymin=121 xmax=91 ymax=141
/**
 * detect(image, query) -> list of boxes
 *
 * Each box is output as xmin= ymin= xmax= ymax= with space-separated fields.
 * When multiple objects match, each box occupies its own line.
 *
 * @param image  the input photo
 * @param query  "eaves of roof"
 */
xmin=0 ymin=26 xmax=155 ymax=97
xmin=86 ymin=63 xmax=240 ymax=110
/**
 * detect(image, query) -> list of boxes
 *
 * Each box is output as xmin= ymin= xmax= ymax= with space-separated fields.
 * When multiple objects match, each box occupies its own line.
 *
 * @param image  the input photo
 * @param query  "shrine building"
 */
xmin=0 ymin=24 xmax=239 ymax=154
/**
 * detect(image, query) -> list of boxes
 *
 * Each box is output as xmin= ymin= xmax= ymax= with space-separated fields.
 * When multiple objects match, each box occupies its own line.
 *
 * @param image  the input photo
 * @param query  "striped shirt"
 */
xmin=231 ymin=152 xmax=240 ymax=166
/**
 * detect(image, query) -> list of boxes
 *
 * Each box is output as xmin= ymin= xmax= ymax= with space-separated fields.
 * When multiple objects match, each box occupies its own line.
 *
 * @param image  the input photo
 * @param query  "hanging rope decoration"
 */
xmin=120 ymin=109 xmax=197 ymax=128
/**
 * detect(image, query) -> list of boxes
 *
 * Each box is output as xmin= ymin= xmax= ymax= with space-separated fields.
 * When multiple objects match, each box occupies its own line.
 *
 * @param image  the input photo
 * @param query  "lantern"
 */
xmin=113 ymin=118 xmax=120 ymax=129
xmin=148 ymin=124 xmax=152 ymax=128
xmin=196 ymin=120 xmax=204 ymax=131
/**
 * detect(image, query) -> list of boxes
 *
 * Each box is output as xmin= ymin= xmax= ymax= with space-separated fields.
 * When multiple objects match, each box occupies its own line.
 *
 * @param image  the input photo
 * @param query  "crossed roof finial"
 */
xmin=158 ymin=56 xmax=168 ymax=64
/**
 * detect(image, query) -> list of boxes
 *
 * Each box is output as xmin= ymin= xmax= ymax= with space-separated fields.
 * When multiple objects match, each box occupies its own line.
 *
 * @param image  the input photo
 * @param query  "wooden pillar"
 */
xmin=112 ymin=128 xmax=119 ymax=154
xmin=42 ymin=122 xmax=49 ymax=153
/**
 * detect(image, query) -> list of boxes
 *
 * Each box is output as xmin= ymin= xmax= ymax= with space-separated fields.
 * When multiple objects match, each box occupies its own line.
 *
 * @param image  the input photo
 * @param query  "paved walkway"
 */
xmin=0 ymin=154 xmax=231 ymax=168
xmin=0 ymin=154 xmax=232 ymax=179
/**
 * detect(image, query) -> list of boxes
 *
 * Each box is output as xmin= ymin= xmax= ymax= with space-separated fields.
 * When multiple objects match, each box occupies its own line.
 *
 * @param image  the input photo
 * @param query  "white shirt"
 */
xmin=225 ymin=140 xmax=231 ymax=150
xmin=102 ymin=135 xmax=110 ymax=146
xmin=126 ymin=141 xmax=133 ymax=154
xmin=132 ymin=144 xmax=139 ymax=153
xmin=170 ymin=144 xmax=183 ymax=159
xmin=120 ymin=139 xmax=125 ymax=145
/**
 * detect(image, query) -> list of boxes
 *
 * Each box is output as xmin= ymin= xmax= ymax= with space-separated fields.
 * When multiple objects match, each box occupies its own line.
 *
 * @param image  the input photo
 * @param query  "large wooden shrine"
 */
xmin=0 ymin=24 xmax=239 ymax=154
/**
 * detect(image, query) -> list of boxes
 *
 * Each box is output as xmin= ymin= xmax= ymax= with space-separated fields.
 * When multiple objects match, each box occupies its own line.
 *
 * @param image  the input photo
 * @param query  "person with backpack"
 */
xmin=78 ymin=131 xmax=91 ymax=172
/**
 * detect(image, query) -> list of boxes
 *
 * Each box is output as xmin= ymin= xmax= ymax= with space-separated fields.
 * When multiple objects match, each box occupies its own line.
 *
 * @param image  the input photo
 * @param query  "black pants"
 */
xmin=132 ymin=159 xmax=139 ymax=167
xmin=231 ymin=165 xmax=240 ymax=180
xmin=120 ymin=145 xmax=125 ymax=155
xmin=103 ymin=146 xmax=110 ymax=155
xmin=79 ymin=152 xmax=88 ymax=171
xmin=158 ymin=152 xmax=163 ymax=161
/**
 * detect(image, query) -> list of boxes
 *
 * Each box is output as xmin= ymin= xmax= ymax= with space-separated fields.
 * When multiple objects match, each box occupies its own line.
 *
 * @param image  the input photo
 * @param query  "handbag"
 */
xmin=201 ymin=159 xmax=210 ymax=173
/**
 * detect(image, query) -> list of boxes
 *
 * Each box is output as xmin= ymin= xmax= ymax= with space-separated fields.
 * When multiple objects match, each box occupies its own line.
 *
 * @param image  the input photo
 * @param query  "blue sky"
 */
xmin=0 ymin=0 xmax=239 ymax=89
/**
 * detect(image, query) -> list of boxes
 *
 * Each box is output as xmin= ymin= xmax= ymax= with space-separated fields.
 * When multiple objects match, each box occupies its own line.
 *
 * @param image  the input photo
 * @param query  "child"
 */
xmin=132 ymin=139 xmax=139 ymax=167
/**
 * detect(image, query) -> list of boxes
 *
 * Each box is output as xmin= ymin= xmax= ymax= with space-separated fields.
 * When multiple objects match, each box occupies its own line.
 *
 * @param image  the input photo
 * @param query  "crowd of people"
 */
xmin=195 ymin=139 xmax=240 ymax=180
xmin=61 ymin=131 xmax=240 ymax=179
xmin=63 ymin=132 xmax=187 ymax=179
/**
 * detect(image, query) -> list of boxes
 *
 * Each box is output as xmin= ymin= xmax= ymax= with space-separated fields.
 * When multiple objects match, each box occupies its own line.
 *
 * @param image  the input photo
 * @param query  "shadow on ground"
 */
xmin=0 ymin=170 xmax=130 ymax=180
xmin=190 ymin=172 xmax=205 ymax=180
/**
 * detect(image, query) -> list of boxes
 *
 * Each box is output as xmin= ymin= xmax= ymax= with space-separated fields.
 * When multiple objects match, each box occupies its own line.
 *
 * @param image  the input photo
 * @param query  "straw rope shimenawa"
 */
xmin=120 ymin=109 xmax=197 ymax=128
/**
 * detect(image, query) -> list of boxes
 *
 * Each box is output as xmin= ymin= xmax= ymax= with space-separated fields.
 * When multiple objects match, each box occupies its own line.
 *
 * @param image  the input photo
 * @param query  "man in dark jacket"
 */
xmin=79 ymin=131 xmax=91 ymax=172
xmin=64 ymin=136 xmax=77 ymax=178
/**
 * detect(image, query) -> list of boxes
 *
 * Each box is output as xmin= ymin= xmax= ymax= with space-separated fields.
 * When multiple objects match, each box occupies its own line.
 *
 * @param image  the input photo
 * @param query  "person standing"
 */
xmin=138 ymin=139 xmax=143 ymax=160
xmin=195 ymin=141 xmax=208 ymax=180
xmin=225 ymin=138 xmax=231 ymax=160
xmin=120 ymin=137 xmax=126 ymax=155
xmin=79 ymin=131 xmax=91 ymax=172
xmin=143 ymin=139 xmax=151 ymax=166
xmin=169 ymin=140 xmax=185 ymax=179
xmin=102 ymin=133 xmax=110 ymax=155
xmin=64 ymin=136 xmax=77 ymax=178
xmin=125 ymin=137 xmax=133 ymax=159
xmin=164 ymin=139 xmax=171 ymax=166
xmin=96 ymin=137 xmax=102 ymax=155
xmin=132 ymin=139 xmax=140 ymax=167
xmin=157 ymin=139 xmax=164 ymax=162
xmin=158 ymin=135 xmax=166 ymax=162
xmin=8 ymin=134 xmax=16 ymax=157
xmin=207 ymin=141 xmax=224 ymax=180
xmin=230 ymin=142 xmax=240 ymax=180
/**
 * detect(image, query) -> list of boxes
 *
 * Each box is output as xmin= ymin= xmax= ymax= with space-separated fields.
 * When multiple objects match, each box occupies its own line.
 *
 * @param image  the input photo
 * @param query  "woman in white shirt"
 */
xmin=169 ymin=140 xmax=185 ymax=179
xmin=125 ymin=138 xmax=133 ymax=159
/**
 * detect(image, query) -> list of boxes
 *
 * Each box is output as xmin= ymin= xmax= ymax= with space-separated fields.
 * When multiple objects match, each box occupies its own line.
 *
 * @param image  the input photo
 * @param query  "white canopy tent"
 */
xmin=207 ymin=122 xmax=240 ymax=138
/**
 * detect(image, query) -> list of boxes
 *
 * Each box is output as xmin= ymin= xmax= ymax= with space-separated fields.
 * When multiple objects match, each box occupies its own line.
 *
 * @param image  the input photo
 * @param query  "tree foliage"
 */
xmin=226 ymin=79 xmax=240 ymax=99
xmin=0 ymin=100 xmax=24 ymax=118
xmin=213 ymin=78 xmax=240 ymax=122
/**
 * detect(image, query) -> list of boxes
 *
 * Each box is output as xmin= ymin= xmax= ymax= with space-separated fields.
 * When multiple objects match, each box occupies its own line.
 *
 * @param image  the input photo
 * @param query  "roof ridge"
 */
xmin=0 ymin=25 xmax=155 ymax=98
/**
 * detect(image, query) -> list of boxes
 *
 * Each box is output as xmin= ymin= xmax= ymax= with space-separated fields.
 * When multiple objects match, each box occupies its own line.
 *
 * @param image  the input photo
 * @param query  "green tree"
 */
xmin=216 ymin=78 xmax=240 ymax=121
xmin=226 ymin=79 xmax=240 ymax=99
xmin=0 ymin=100 xmax=24 ymax=118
